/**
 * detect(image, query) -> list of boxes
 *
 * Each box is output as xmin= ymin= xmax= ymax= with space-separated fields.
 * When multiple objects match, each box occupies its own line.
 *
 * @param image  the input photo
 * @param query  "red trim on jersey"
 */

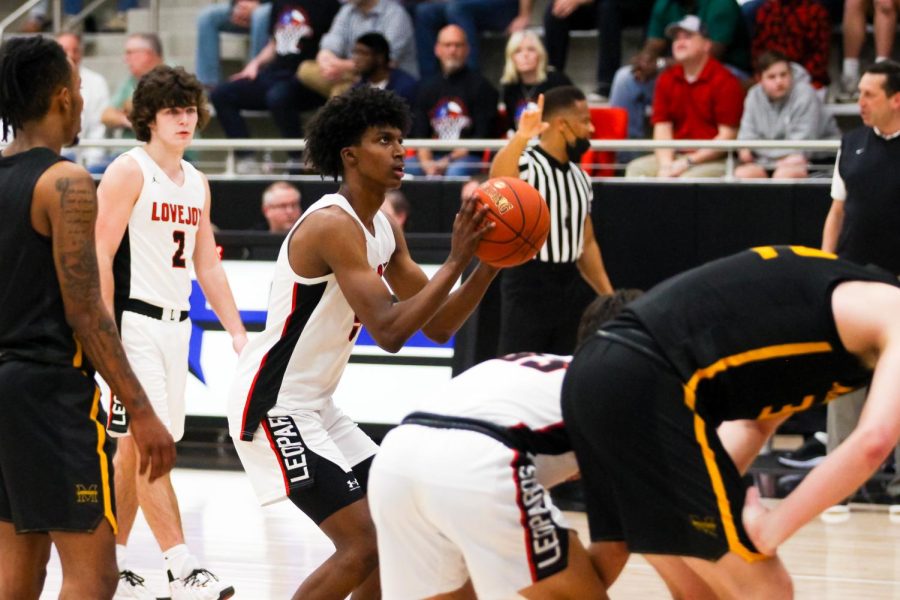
xmin=240 ymin=283 xmax=299 ymax=438
xmin=511 ymin=450 xmax=538 ymax=582
xmin=507 ymin=421 xmax=566 ymax=435
xmin=261 ymin=419 xmax=291 ymax=495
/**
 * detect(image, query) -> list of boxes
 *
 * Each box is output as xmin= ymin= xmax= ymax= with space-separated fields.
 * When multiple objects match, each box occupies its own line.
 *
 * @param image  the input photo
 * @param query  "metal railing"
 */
xmin=0 ymin=0 xmax=158 ymax=36
xmin=65 ymin=137 xmax=841 ymax=179
xmin=0 ymin=0 xmax=53 ymax=37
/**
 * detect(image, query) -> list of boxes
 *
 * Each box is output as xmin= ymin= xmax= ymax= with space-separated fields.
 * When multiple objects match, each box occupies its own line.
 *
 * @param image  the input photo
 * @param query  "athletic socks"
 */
xmin=163 ymin=544 xmax=200 ymax=580
xmin=116 ymin=544 xmax=129 ymax=572
xmin=843 ymin=58 xmax=860 ymax=80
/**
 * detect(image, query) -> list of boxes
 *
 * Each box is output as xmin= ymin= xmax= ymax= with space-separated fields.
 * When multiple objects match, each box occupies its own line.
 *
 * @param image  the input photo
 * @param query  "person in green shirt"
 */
xmin=101 ymin=33 xmax=164 ymax=138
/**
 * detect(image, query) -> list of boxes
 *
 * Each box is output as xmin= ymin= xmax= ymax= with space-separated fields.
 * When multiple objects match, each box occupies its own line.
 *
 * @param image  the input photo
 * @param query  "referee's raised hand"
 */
xmin=515 ymin=93 xmax=550 ymax=140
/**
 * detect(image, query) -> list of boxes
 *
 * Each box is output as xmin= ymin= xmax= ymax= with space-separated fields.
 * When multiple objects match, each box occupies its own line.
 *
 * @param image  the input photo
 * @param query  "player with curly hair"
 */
xmin=227 ymin=85 xmax=500 ymax=599
xmin=95 ymin=65 xmax=246 ymax=599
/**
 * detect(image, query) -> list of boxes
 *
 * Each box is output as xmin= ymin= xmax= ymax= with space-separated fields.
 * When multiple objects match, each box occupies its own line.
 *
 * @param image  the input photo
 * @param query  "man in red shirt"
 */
xmin=625 ymin=15 xmax=744 ymax=178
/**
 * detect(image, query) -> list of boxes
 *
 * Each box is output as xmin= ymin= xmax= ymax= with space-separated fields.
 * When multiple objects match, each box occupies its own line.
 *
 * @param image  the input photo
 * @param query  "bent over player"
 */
xmin=96 ymin=66 xmax=246 ymax=599
xmin=0 ymin=37 xmax=174 ymax=600
xmin=227 ymin=86 xmax=500 ymax=600
xmin=368 ymin=292 xmax=642 ymax=600
xmin=563 ymin=246 xmax=900 ymax=599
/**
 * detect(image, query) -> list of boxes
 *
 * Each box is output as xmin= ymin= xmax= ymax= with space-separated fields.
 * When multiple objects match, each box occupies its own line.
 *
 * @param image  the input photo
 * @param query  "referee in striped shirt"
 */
xmin=490 ymin=86 xmax=613 ymax=355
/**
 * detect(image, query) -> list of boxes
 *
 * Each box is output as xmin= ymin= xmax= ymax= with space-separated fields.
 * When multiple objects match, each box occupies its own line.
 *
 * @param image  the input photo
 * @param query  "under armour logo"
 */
xmin=152 ymin=175 xmax=160 ymax=183
xmin=347 ymin=478 xmax=360 ymax=492
xmin=855 ymin=148 xmax=864 ymax=155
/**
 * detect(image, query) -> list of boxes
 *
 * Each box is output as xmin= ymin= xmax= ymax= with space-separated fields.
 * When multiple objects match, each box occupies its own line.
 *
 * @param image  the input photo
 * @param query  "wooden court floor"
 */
xmin=37 ymin=468 xmax=900 ymax=599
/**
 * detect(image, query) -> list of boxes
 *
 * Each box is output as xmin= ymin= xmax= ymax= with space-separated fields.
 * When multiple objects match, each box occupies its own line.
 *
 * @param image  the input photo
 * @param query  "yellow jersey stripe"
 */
xmin=789 ymin=246 xmax=836 ymax=260
xmin=682 ymin=341 xmax=833 ymax=561
xmin=684 ymin=342 xmax=833 ymax=410
xmin=684 ymin=385 xmax=767 ymax=562
xmin=751 ymin=246 xmax=778 ymax=260
xmin=72 ymin=334 xmax=83 ymax=369
xmin=90 ymin=386 xmax=118 ymax=534
xmin=750 ymin=246 xmax=837 ymax=261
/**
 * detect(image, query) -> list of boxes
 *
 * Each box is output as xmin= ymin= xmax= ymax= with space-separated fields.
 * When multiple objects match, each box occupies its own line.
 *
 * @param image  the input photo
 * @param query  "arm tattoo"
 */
xmin=56 ymin=177 xmax=100 ymax=300
xmin=55 ymin=176 xmax=150 ymax=412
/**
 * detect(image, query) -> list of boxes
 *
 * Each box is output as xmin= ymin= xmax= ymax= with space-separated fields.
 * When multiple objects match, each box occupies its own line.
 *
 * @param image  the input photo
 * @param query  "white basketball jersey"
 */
xmin=113 ymin=147 xmax=205 ymax=310
xmin=229 ymin=193 xmax=396 ymax=441
xmin=416 ymin=353 xmax=578 ymax=488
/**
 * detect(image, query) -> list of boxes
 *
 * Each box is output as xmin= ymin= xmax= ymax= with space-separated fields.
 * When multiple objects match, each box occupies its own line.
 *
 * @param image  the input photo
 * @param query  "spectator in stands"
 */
xmin=736 ymin=51 xmax=840 ymax=179
xmin=101 ymin=34 xmax=164 ymax=137
xmin=837 ymin=0 xmax=900 ymax=102
xmin=750 ymin=0 xmax=831 ymax=94
xmin=381 ymin=189 xmax=410 ymax=228
xmin=408 ymin=25 xmax=499 ymax=177
xmin=261 ymin=181 xmax=302 ymax=233
xmin=298 ymin=0 xmax=417 ymax=100
xmin=544 ymin=0 xmax=654 ymax=102
xmin=195 ymin=0 xmax=272 ymax=88
xmin=350 ymin=32 xmax=419 ymax=107
xmin=821 ymin=60 xmax=900 ymax=513
xmin=500 ymin=30 xmax=571 ymax=133
xmin=414 ymin=0 xmax=532 ymax=80
xmin=610 ymin=0 xmax=750 ymax=141
xmin=210 ymin=0 xmax=340 ymax=172
xmin=56 ymin=32 xmax=110 ymax=173
xmin=625 ymin=15 xmax=744 ymax=178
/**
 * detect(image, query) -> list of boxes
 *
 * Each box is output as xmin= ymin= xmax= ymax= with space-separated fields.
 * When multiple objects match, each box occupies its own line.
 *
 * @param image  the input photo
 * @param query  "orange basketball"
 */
xmin=472 ymin=177 xmax=550 ymax=268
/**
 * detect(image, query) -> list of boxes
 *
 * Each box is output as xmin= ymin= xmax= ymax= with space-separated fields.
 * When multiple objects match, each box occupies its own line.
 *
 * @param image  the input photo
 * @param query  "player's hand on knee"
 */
xmin=448 ymin=196 xmax=492 ymax=266
xmin=130 ymin=411 xmax=177 ymax=481
xmin=743 ymin=486 xmax=776 ymax=556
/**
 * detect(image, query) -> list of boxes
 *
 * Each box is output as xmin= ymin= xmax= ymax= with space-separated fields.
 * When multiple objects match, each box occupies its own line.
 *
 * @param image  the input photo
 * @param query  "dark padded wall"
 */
xmin=209 ymin=179 xmax=465 ymax=233
xmin=212 ymin=179 xmax=833 ymax=369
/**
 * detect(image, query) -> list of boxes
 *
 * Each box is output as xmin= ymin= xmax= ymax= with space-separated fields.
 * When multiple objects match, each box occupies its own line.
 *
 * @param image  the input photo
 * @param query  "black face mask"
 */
xmin=566 ymin=136 xmax=591 ymax=163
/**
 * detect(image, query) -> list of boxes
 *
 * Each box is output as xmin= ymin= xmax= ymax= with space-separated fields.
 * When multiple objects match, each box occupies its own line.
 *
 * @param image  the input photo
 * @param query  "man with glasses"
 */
xmin=101 ymin=33 xmax=164 ymax=137
xmin=261 ymin=181 xmax=302 ymax=234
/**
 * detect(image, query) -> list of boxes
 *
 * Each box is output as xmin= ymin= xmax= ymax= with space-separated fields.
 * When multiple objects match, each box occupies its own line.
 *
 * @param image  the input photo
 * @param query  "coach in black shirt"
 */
xmin=821 ymin=60 xmax=900 ymax=495
xmin=409 ymin=24 xmax=498 ymax=178
xmin=490 ymin=86 xmax=613 ymax=355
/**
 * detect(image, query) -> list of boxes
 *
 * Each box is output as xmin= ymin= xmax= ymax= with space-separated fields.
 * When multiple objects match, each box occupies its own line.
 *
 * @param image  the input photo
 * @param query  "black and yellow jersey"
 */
xmin=0 ymin=148 xmax=89 ymax=370
xmin=614 ymin=245 xmax=899 ymax=423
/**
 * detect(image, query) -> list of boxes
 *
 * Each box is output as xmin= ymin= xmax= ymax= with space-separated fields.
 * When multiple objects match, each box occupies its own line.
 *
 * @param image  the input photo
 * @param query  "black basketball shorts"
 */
xmin=561 ymin=334 xmax=766 ymax=562
xmin=0 ymin=361 xmax=117 ymax=533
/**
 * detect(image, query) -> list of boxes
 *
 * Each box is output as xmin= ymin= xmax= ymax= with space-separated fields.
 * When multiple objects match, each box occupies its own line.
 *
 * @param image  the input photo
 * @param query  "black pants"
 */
xmin=497 ymin=260 xmax=595 ymax=356
xmin=543 ymin=0 xmax=652 ymax=94
xmin=209 ymin=67 xmax=323 ymax=160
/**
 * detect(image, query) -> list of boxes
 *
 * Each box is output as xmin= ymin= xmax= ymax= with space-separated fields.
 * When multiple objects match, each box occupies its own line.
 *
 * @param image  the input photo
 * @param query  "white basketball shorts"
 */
xmin=369 ymin=424 xmax=570 ymax=600
xmin=109 ymin=310 xmax=191 ymax=441
xmin=231 ymin=399 xmax=378 ymax=508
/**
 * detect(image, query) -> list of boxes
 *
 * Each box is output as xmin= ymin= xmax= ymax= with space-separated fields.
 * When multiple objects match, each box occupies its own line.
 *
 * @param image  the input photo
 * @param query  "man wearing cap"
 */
xmin=610 ymin=0 xmax=750 ymax=142
xmin=624 ymin=15 xmax=744 ymax=178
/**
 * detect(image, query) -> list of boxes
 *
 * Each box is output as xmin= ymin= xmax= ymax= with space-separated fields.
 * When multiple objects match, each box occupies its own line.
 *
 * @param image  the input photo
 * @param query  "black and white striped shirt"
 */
xmin=518 ymin=146 xmax=593 ymax=264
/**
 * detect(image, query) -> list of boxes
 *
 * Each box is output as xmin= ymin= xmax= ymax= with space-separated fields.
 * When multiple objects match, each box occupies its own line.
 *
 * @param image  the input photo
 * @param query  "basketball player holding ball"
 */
xmin=226 ymin=86 xmax=502 ymax=600
xmin=491 ymin=86 xmax=614 ymax=356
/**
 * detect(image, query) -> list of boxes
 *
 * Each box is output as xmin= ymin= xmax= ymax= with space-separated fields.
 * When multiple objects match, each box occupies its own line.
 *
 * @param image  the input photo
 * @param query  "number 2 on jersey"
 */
xmin=172 ymin=230 xmax=186 ymax=268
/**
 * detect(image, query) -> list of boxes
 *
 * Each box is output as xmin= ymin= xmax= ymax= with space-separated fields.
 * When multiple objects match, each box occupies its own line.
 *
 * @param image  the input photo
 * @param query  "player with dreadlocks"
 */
xmin=0 ymin=35 xmax=174 ymax=600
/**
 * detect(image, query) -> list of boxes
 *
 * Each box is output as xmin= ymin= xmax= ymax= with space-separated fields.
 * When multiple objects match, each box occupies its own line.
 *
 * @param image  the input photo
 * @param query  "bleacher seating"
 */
xmin=0 ymin=0 xmax=885 ymax=176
